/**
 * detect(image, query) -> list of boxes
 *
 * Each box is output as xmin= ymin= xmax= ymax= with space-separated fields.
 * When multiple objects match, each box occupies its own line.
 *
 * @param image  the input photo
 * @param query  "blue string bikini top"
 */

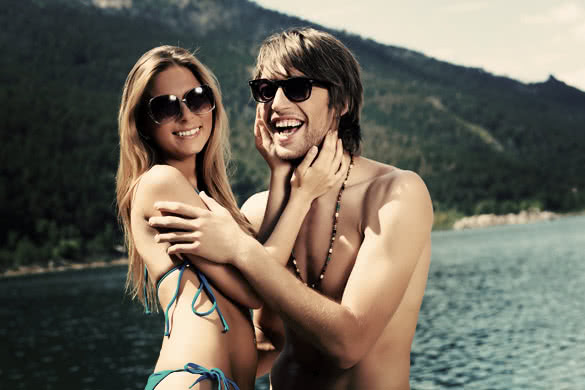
xmin=144 ymin=260 xmax=229 ymax=336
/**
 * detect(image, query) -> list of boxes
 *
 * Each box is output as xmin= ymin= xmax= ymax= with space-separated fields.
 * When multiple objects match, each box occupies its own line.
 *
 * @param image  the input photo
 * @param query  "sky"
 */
xmin=251 ymin=0 xmax=585 ymax=92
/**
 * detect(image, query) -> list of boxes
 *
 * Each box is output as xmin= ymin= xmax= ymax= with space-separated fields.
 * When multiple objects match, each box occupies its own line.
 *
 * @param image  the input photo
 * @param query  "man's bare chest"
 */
xmin=289 ymin=193 xmax=363 ymax=300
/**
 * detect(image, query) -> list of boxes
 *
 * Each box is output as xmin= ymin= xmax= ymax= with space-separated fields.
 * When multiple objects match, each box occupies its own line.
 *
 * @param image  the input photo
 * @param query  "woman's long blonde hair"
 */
xmin=116 ymin=45 xmax=253 ymax=309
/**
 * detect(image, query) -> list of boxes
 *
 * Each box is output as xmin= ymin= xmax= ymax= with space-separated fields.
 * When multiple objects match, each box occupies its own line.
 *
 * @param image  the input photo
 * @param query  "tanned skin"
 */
xmin=150 ymin=70 xmax=433 ymax=389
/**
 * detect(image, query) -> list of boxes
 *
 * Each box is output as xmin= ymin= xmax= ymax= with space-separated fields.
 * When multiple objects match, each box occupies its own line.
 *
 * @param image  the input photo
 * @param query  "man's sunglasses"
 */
xmin=147 ymin=85 xmax=215 ymax=124
xmin=248 ymin=77 xmax=329 ymax=103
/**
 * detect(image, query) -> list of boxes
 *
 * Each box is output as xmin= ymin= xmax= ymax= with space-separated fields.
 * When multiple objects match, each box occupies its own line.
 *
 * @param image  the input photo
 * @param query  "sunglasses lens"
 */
xmin=149 ymin=86 xmax=214 ymax=123
xmin=251 ymin=80 xmax=277 ymax=103
xmin=149 ymin=95 xmax=180 ymax=124
xmin=283 ymin=78 xmax=312 ymax=102
xmin=185 ymin=86 xmax=214 ymax=114
xmin=250 ymin=78 xmax=316 ymax=103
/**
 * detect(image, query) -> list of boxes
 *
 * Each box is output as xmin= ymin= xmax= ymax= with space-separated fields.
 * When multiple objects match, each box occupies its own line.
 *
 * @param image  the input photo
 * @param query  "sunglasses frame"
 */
xmin=147 ymin=84 xmax=215 ymax=124
xmin=248 ymin=77 xmax=329 ymax=103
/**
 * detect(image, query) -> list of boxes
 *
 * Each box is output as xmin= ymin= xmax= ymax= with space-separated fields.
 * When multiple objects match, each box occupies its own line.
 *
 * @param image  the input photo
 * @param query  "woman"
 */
xmin=116 ymin=45 xmax=346 ymax=390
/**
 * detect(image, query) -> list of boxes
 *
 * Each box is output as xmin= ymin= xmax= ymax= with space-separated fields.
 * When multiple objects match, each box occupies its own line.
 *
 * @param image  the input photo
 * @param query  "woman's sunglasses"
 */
xmin=248 ymin=77 xmax=329 ymax=103
xmin=147 ymin=85 xmax=215 ymax=124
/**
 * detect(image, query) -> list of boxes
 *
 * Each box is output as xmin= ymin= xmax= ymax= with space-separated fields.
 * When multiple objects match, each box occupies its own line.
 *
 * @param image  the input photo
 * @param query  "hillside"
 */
xmin=1 ymin=0 xmax=584 ymax=269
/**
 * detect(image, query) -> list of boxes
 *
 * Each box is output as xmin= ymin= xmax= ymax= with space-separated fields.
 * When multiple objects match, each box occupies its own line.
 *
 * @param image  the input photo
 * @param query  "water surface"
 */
xmin=1 ymin=216 xmax=584 ymax=389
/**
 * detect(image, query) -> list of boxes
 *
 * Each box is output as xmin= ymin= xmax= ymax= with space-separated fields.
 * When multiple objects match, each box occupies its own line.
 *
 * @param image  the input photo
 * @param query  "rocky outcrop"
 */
xmin=453 ymin=210 xmax=558 ymax=230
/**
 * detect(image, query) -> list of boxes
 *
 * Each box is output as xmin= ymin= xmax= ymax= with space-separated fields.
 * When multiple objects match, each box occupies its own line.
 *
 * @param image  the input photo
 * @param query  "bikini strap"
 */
xmin=156 ymin=260 xmax=230 ymax=336
xmin=184 ymin=363 xmax=240 ymax=390
xmin=162 ymin=261 xmax=188 ymax=336
xmin=143 ymin=266 xmax=151 ymax=315
xmin=193 ymin=269 xmax=229 ymax=333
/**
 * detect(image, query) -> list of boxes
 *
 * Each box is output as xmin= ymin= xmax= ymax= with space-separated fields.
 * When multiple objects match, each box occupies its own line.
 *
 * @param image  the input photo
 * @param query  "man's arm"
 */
xmin=141 ymin=165 xmax=262 ymax=309
xmin=234 ymin=170 xmax=433 ymax=368
xmin=241 ymin=191 xmax=287 ymax=377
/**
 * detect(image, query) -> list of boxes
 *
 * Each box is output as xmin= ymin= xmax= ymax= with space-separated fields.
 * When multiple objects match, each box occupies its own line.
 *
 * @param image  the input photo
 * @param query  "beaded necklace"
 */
xmin=291 ymin=154 xmax=354 ymax=289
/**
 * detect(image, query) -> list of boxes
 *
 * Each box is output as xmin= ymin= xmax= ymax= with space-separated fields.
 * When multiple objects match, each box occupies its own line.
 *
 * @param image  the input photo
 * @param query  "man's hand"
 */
xmin=148 ymin=192 xmax=252 ymax=264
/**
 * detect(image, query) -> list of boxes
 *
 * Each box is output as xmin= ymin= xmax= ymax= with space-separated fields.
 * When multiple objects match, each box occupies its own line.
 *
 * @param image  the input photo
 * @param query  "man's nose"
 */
xmin=271 ymin=86 xmax=291 ymax=110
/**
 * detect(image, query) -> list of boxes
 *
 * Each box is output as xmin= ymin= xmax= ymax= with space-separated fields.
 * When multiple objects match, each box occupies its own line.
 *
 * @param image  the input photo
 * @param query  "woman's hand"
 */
xmin=289 ymin=130 xmax=348 ymax=204
xmin=255 ymin=105 xmax=293 ymax=177
xmin=149 ymin=193 xmax=253 ymax=264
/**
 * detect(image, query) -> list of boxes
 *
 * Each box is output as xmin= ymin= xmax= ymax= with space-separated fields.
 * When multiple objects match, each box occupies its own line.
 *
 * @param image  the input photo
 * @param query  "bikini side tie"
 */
xmin=184 ymin=363 xmax=240 ymax=390
xmin=149 ymin=261 xmax=229 ymax=336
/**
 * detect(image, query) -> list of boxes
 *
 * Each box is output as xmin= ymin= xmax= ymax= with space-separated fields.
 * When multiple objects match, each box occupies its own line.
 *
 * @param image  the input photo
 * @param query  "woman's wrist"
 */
xmin=288 ymin=188 xmax=314 ymax=214
xmin=270 ymin=164 xmax=294 ymax=180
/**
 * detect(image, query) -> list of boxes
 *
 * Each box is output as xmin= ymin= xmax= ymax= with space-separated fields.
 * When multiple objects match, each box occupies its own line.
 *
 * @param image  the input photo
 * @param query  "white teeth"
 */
xmin=279 ymin=128 xmax=296 ymax=135
xmin=176 ymin=127 xmax=200 ymax=137
xmin=275 ymin=119 xmax=302 ymax=128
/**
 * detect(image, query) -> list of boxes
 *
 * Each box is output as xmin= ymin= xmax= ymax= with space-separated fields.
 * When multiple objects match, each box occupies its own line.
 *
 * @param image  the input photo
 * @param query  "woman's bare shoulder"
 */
xmin=132 ymin=165 xmax=201 ymax=219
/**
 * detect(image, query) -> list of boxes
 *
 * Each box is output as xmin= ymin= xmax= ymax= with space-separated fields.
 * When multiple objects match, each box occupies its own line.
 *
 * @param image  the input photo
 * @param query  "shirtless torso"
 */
xmin=243 ymin=156 xmax=433 ymax=390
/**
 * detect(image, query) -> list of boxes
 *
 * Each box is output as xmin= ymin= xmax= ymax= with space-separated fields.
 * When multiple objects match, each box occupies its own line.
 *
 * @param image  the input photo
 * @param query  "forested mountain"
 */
xmin=2 ymin=0 xmax=584 ymax=270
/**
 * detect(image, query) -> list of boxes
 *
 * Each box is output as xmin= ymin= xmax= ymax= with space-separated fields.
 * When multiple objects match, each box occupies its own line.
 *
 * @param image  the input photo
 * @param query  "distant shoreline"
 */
xmin=2 ymin=211 xmax=584 ymax=277
xmin=452 ymin=209 xmax=560 ymax=230
xmin=1 ymin=258 xmax=128 ymax=278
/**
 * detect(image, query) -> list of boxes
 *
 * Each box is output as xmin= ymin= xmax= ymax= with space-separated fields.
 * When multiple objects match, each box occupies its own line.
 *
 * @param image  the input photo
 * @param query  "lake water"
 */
xmin=1 ymin=215 xmax=584 ymax=389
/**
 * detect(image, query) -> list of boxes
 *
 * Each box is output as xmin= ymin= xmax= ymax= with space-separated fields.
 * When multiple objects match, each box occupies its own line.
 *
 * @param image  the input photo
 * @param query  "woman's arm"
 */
xmin=135 ymin=164 xmax=261 ymax=309
xmin=251 ymin=106 xmax=293 ymax=244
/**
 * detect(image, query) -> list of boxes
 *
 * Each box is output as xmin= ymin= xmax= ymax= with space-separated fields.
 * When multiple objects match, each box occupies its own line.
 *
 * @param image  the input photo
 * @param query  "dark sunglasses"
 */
xmin=147 ymin=85 xmax=215 ymax=124
xmin=248 ymin=77 xmax=329 ymax=103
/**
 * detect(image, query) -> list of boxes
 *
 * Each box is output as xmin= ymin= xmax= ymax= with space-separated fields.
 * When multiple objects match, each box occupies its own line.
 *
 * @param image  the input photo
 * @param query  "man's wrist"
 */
xmin=233 ymin=233 xmax=261 ymax=271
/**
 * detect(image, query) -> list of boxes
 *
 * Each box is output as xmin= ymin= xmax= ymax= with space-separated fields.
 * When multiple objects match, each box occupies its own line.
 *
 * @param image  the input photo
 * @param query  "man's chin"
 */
xmin=275 ymin=146 xmax=306 ymax=162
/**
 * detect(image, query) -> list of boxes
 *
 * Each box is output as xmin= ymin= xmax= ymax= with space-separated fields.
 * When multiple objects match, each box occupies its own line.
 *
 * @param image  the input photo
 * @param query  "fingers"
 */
xmin=199 ymin=192 xmax=229 ymax=215
xmin=258 ymin=121 xmax=272 ymax=149
xmin=154 ymin=201 xmax=205 ymax=218
xmin=332 ymin=149 xmax=350 ymax=183
xmin=254 ymin=106 xmax=274 ymax=152
xmin=295 ymin=145 xmax=318 ymax=177
xmin=331 ymin=138 xmax=344 ymax=175
xmin=148 ymin=215 xmax=198 ymax=230
xmin=155 ymin=231 xmax=200 ymax=243
xmin=311 ymin=131 xmax=338 ymax=170
xmin=167 ymin=242 xmax=200 ymax=255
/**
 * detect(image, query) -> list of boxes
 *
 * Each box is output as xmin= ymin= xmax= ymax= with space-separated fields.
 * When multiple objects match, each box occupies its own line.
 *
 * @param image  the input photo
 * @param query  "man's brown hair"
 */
xmin=254 ymin=27 xmax=363 ymax=154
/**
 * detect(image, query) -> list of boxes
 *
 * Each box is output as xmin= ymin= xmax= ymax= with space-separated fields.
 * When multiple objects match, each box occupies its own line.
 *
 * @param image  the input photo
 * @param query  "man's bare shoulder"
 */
xmin=241 ymin=190 xmax=269 ymax=230
xmin=355 ymin=158 xmax=433 ymax=224
xmin=355 ymin=157 xmax=427 ymax=196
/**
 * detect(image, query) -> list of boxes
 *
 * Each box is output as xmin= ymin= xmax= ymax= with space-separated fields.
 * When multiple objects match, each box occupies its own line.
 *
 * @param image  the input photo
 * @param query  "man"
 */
xmin=153 ymin=28 xmax=433 ymax=389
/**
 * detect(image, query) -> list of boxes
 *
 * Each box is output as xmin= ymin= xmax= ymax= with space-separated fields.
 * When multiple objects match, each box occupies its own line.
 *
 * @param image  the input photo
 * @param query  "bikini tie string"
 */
xmin=163 ymin=262 xmax=187 ymax=336
xmin=192 ymin=270 xmax=229 ymax=332
xmin=184 ymin=363 xmax=240 ymax=390
xmin=162 ymin=261 xmax=230 ymax=336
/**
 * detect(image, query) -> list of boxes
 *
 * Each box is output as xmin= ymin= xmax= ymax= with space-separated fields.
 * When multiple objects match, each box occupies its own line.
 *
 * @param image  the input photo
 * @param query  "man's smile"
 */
xmin=271 ymin=117 xmax=304 ymax=142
